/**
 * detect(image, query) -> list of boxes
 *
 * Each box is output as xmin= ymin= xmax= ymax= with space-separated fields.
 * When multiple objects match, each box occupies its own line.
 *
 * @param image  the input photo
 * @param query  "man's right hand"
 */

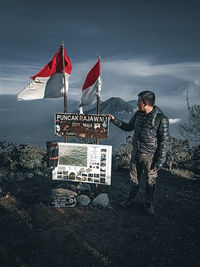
xmin=107 ymin=114 xmax=115 ymax=120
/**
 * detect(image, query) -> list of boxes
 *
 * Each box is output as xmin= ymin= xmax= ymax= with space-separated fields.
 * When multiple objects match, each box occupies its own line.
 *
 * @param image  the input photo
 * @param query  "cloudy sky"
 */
xmin=0 ymin=0 xmax=200 ymax=109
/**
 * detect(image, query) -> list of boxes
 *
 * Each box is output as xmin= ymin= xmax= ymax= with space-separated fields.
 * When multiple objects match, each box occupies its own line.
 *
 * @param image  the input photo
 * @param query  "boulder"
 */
xmin=51 ymin=188 xmax=77 ymax=208
xmin=92 ymin=193 xmax=109 ymax=208
xmin=77 ymin=194 xmax=91 ymax=206
xmin=77 ymin=183 xmax=91 ymax=194
xmin=56 ymin=183 xmax=77 ymax=192
xmin=51 ymin=188 xmax=77 ymax=196
xmin=67 ymin=184 xmax=77 ymax=192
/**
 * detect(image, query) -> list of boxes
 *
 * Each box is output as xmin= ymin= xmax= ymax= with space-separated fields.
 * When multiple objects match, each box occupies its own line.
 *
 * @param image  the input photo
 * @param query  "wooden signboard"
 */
xmin=55 ymin=113 xmax=110 ymax=139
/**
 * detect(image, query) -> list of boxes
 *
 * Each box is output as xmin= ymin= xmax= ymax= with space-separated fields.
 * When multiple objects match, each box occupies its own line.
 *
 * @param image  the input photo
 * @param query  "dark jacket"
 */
xmin=112 ymin=106 xmax=169 ymax=168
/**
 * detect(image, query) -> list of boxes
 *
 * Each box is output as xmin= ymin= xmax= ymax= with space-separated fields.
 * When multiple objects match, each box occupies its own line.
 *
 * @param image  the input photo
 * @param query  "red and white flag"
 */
xmin=80 ymin=57 xmax=101 ymax=112
xmin=18 ymin=47 xmax=72 ymax=100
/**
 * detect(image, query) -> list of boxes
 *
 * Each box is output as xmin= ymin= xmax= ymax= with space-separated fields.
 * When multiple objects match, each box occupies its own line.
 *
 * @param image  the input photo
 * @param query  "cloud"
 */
xmin=103 ymin=60 xmax=200 ymax=80
xmin=1 ymin=58 xmax=200 ymax=110
xmin=101 ymin=58 xmax=200 ymax=107
xmin=169 ymin=118 xmax=181 ymax=124
xmin=0 ymin=77 xmax=26 ymax=82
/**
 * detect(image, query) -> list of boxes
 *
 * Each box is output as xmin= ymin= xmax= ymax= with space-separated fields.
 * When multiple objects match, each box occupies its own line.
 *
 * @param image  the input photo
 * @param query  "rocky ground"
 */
xmin=0 ymin=167 xmax=200 ymax=267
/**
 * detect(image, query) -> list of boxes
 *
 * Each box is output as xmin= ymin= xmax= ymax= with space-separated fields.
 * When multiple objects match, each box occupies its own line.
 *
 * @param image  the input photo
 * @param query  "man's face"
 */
xmin=137 ymin=97 xmax=145 ymax=111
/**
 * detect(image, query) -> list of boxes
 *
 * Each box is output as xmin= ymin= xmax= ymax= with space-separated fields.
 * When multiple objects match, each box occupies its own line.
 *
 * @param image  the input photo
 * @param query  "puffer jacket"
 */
xmin=112 ymin=106 xmax=169 ymax=168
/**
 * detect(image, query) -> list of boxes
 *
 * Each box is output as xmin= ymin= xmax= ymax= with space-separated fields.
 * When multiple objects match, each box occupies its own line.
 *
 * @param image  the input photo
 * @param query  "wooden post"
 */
xmin=60 ymin=41 xmax=68 ymax=143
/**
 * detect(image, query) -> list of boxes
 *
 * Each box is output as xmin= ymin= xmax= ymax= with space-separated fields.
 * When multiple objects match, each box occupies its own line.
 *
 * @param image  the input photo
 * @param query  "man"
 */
xmin=109 ymin=91 xmax=169 ymax=215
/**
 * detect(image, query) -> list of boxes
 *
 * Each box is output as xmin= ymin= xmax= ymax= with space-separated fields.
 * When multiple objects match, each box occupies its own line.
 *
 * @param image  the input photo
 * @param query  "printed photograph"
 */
xmin=69 ymin=172 xmax=76 ymax=180
xmin=100 ymin=178 xmax=106 ymax=184
xmin=59 ymin=145 xmax=88 ymax=166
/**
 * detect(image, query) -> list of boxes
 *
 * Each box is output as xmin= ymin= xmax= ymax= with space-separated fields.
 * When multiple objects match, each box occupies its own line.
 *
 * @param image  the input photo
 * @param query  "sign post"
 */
xmin=60 ymin=41 xmax=68 ymax=143
xmin=96 ymin=54 xmax=101 ymax=145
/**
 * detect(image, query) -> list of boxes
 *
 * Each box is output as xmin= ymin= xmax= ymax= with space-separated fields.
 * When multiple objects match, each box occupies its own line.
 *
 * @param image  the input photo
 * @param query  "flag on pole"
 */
xmin=18 ymin=47 xmax=72 ymax=100
xmin=79 ymin=57 xmax=101 ymax=112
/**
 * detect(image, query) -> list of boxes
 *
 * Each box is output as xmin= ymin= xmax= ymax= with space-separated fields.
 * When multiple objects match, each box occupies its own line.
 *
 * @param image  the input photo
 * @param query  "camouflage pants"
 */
xmin=129 ymin=152 xmax=158 ymax=202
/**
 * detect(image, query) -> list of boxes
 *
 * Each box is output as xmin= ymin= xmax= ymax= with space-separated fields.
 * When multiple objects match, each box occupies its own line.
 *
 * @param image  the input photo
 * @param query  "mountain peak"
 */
xmin=86 ymin=97 xmax=136 ymax=114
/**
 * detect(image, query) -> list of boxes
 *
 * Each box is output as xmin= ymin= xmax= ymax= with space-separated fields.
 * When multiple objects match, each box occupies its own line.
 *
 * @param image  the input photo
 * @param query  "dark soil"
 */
xmin=0 ymin=168 xmax=200 ymax=267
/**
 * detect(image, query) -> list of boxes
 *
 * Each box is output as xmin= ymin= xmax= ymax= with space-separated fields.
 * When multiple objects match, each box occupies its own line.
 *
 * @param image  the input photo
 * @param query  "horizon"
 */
xmin=0 ymin=94 xmax=191 ymax=148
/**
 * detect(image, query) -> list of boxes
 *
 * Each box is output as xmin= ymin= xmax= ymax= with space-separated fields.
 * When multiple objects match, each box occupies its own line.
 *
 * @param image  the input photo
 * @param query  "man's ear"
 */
xmin=142 ymin=101 xmax=146 ymax=106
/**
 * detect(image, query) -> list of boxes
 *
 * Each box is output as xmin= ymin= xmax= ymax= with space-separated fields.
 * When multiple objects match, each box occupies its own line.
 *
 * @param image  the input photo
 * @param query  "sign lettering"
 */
xmin=55 ymin=113 xmax=110 ymax=139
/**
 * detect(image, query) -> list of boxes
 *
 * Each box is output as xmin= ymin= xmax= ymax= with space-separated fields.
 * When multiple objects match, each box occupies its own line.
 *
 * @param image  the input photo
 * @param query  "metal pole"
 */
xmin=96 ymin=54 xmax=101 ymax=145
xmin=96 ymin=55 xmax=101 ymax=190
xmin=60 ymin=41 xmax=67 ymax=143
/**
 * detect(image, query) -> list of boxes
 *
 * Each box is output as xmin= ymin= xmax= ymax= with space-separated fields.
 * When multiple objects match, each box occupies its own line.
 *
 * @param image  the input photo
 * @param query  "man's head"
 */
xmin=137 ymin=91 xmax=155 ymax=113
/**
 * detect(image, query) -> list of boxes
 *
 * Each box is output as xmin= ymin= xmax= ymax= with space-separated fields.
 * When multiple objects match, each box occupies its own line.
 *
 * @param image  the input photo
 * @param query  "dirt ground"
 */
xmin=0 ymin=168 xmax=200 ymax=267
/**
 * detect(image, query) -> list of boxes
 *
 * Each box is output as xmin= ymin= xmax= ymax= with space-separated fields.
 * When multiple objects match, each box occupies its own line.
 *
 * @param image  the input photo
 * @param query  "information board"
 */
xmin=52 ymin=143 xmax=112 ymax=185
xmin=55 ymin=113 xmax=110 ymax=138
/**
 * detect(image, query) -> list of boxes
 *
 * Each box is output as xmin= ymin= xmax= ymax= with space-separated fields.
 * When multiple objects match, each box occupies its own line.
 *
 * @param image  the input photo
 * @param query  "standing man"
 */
xmin=109 ymin=91 xmax=169 ymax=215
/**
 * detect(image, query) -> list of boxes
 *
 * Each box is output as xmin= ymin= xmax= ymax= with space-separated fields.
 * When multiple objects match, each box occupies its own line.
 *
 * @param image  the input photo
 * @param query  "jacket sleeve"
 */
xmin=111 ymin=111 xmax=138 ymax=131
xmin=155 ymin=116 xmax=169 ymax=168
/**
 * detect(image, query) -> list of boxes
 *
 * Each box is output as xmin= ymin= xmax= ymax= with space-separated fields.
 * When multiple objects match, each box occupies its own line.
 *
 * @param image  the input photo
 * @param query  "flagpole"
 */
xmin=61 ymin=41 xmax=68 ymax=143
xmin=97 ymin=54 xmax=101 ymax=115
xmin=96 ymin=54 xmax=101 ymax=145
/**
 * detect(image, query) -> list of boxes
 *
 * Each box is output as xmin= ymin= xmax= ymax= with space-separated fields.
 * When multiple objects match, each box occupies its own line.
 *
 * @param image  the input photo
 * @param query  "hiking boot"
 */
xmin=144 ymin=201 xmax=155 ymax=215
xmin=119 ymin=198 xmax=134 ymax=208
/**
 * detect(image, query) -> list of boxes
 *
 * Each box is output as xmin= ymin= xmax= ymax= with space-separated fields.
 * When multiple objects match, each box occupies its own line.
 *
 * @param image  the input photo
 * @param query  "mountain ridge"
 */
xmin=0 ymin=95 xmax=183 ymax=148
xmin=85 ymin=97 xmax=136 ymax=114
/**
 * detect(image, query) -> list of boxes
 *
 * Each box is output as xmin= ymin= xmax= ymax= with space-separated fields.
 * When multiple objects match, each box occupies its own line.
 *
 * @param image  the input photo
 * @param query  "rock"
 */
xmin=51 ymin=188 xmax=77 ymax=197
xmin=77 ymin=183 xmax=91 ymax=194
xmin=77 ymin=194 xmax=91 ymax=206
xmin=92 ymin=193 xmax=109 ymax=208
xmin=51 ymin=188 xmax=77 ymax=208
xmin=67 ymin=184 xmax=77 ymax=192
xmin=56 ymin=183 xmax=77 ymax=192
xmin=51 ymin=189 xmax=77 ymax=208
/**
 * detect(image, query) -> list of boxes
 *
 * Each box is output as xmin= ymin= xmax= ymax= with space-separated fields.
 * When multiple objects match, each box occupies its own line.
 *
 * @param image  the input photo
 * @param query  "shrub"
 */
xmin=0 ymin=141 xmax=45 ymax=173
xmin=166 ymin=137 xmax=191 ymax=171
xmin=113 ymin=136 xmax=133 ymax=169
xmin=113 ymin=136 xmax=199 ymax=174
